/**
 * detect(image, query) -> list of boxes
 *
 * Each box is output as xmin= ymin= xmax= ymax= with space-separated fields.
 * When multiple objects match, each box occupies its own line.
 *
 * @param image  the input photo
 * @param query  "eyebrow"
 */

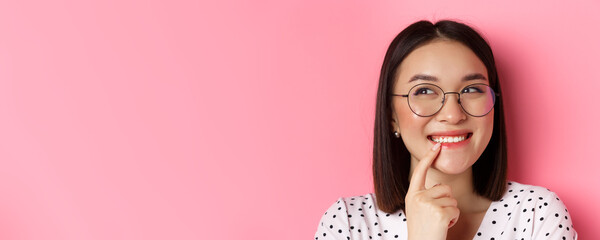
xmin=408 ymin=73 xmax=487 ymax=82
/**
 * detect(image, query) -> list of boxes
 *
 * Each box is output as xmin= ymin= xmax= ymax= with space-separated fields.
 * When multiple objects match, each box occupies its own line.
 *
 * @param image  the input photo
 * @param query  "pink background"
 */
xmin=0 ymin=0 xmax=598 ymax=239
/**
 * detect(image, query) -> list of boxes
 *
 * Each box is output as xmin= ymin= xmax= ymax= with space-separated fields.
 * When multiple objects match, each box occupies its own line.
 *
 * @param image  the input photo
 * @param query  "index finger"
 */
xmin=408 ymin=142 xmax=441 ymax=192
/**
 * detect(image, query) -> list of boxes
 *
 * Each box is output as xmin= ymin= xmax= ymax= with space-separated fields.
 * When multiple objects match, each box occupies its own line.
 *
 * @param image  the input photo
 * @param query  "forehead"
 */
xmin=395 ymin=40 xmax=488 ymax=85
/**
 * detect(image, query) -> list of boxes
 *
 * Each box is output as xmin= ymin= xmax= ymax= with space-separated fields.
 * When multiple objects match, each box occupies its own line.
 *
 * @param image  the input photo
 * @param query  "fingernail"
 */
xmin=432 ymin=142 xmax=441 ymax=151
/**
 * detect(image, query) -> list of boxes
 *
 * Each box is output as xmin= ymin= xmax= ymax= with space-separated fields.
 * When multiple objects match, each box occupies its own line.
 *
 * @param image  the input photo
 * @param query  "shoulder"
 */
xmin=316 ymin=193 xmax=379 ymax=225
xmin=491 ymin=181 xmax=577 ymax=239
xmin=338 ymin=193 xmax=379 ymax=214
xmin=501 ymin=181 xmax=570 ymax=213
xmin=505 ymin=181 xmax=551 ymax=194
xmin=314 ymin=193 xmax=408 ymax=240
xmin=314 ymin=193 xmax=374 ymax=240
xmin=502 ymin=181 xmax=568 ymax=208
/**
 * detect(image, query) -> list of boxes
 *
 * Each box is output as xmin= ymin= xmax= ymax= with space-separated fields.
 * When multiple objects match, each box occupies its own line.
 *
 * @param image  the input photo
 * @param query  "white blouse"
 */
xmin=314 ymin=181 xmax=577 ymax=240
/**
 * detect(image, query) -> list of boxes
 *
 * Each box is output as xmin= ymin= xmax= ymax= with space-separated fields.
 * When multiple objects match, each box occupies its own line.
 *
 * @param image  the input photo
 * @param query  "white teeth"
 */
xmin=431 ymin=135 xmax=467 ymax=143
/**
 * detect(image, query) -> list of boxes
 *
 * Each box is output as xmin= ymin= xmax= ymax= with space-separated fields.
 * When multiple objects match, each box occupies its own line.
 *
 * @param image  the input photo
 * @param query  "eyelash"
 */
xmin=414 ymin=88 xmax=435 ymax=95
xmin=462 ymin=87 xmax=484 ymax=93
xmin=411 ymin=86 xmax=484 ymax=96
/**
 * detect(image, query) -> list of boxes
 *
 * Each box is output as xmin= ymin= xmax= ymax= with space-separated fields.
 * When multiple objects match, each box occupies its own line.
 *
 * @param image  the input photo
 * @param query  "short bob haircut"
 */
xmin=373 ymin=20 xmax=507 ymax=213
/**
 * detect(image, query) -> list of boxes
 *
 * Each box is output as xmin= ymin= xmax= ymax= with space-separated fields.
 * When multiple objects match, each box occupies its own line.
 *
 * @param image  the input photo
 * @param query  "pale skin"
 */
xmin=392 ymin=39 xmax=495 ymax=240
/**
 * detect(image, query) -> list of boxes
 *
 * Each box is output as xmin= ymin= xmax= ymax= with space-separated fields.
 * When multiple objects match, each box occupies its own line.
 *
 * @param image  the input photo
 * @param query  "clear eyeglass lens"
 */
xmin=408 ymin=84 xmax=443 ymax=116
xmin=459 ymin=85 xmax=495 ymax=116
xmin=408 ymin=84 xmax=495 ymax=117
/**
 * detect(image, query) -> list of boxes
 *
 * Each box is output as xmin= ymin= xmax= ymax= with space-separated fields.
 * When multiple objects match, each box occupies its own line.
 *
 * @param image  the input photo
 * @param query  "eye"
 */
xmin=462 ymin=86 xmax=485 ymax=94
xmin=413 ymin=87 xmax=436 ymax=95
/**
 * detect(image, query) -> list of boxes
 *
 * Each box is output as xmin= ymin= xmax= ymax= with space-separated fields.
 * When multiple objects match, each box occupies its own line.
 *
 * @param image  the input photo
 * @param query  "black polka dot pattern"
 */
xmin=314 ymin=181 xmax=577 ymax=239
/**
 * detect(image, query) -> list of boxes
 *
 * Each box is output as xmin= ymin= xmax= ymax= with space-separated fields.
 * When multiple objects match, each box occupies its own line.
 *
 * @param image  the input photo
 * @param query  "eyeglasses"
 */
xmin=392 ymin=83 xmax=499 ymax=117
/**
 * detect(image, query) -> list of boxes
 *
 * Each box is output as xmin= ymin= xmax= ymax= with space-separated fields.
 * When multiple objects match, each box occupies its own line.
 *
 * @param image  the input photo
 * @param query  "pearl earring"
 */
xmin=393 ymin=131 xmax=400 ymax=138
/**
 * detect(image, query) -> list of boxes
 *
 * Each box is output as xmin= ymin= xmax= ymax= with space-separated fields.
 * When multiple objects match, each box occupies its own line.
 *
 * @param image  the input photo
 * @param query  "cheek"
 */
xmin=395 ymin=103 xmax=429 ymax=156
xmin=471 ymin=109 xmax=495 ymax=161
xmin=395 ymin=103 xmax=421 ymax=134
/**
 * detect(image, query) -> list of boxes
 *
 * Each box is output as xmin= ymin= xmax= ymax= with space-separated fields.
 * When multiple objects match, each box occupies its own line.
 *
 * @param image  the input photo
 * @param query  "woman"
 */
xmin=314 ymin=20 xmax=577 ymax=240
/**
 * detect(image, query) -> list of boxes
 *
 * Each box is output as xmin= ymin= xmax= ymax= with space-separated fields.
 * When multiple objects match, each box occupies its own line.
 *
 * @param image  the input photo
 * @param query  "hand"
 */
xmin=405 ymin=143 xmax=460 ymax=240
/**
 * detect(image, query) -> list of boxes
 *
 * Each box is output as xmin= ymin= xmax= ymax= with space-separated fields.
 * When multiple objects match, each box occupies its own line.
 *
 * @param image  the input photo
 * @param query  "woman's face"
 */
xmin=392 ymin=39 xmax=494 ymax=175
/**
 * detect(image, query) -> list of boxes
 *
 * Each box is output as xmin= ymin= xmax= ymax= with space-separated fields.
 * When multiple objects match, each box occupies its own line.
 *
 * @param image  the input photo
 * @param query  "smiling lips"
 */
xmin=430 ymin=134 xmax=470 ymax=143
xmin=427 ymin=133 xmax=472 ymax=145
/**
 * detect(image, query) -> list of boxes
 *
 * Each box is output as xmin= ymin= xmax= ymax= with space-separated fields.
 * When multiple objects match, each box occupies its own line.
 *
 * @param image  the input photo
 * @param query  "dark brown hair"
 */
xmin=373 ymin=20 xmax=507 ymax=213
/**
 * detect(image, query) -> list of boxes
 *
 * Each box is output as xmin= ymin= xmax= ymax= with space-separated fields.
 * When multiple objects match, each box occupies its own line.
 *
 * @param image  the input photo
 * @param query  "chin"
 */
xmin=432 ymin=156 xmax=474 ymax=175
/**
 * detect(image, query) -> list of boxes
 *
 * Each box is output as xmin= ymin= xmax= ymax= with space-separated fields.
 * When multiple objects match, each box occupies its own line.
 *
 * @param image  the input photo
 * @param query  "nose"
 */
xmin=435 ymin=93 xmax=467 ymax=124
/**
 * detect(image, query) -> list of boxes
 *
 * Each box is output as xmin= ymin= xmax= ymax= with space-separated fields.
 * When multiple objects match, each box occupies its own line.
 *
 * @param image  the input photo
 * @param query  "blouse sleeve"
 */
xmin=314 ymin=198 xmax=351 ymax=240
xmin=531 ymin=191 xmax=578 ymax=240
